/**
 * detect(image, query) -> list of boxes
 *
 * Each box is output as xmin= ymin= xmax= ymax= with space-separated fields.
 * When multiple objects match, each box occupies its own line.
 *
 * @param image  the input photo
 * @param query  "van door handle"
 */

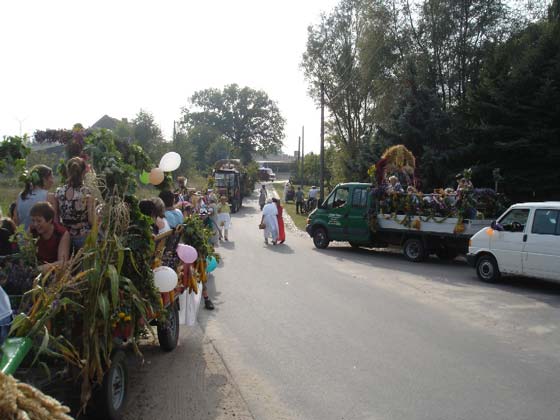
xmin=523 ymin=234 xmax=527 ymax=242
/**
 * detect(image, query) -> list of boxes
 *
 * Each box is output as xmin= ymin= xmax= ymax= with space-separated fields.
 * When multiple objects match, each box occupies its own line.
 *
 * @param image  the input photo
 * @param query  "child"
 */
xmin=217 ymin=195 xmax=231 ymax=241
xmin=159 ymin=190 xmax=184 ymax=228
xmin=151 ymin=197 xmax=171 ymax=235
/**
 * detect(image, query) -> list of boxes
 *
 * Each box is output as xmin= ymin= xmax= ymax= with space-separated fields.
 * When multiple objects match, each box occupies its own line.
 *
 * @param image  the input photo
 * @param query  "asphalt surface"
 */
xmin=127 ymin=185 xmax=560 ymax=420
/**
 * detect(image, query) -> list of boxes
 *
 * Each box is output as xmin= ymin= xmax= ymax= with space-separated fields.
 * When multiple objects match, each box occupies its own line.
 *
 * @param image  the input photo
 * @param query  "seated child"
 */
xmin=29 ymin=202 xmax=70 ymax=273
xmin=159 ymin=190 xmax=184 ymax=229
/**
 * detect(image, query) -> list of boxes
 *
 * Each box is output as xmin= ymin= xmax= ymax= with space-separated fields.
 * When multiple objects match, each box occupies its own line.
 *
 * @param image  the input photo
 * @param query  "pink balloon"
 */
xmin=176 ymin=243 xmax=198 ymax=264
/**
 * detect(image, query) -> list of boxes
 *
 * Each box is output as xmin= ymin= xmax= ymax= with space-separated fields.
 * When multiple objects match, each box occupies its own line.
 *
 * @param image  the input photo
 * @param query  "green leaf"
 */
xmin=107 ymin=265 xmax=119 ymax=307
xmin=97 ymin=293 xmax=110 ymax=321
xmin=32 ymin=325 xmax=50 ymax=366
xmin=117 ymin=248 xmax=124 ymax=273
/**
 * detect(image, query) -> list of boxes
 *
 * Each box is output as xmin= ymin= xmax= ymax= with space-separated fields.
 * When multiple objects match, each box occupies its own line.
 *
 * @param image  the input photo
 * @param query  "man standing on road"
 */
xmin=295 ymin=187 xmax=304 ymax=214
xmin=259 ymin=185 xmax=267 ymax=210
xmin=307 ymin=185 xmax=319 ymax=210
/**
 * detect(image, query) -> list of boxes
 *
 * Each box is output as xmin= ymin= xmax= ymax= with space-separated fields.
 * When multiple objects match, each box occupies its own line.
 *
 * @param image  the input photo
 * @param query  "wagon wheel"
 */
xmin=90 ymin=350 xmax=128 ymax=420
xmin=157 ymin=301 xmax=180 ymax=352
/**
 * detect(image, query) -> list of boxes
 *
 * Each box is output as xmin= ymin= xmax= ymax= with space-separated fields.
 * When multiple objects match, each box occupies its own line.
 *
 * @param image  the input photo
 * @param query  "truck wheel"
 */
xmin=349 ymin=242 xmax=361 ymax=249
xmin=313 ymin=227 xmax=329 ymax=249
xmin=91 ymin=350 xmax=128 ymax=420
xmin=476 ymin=255 xmax=500 ymax=283
xmin=403 ymin=238 xmax=425 ymax=262
xmin=157 ymin=301 xmax=180 ymax=352
xmin=435 ymin=247 xmax=458 ymax=261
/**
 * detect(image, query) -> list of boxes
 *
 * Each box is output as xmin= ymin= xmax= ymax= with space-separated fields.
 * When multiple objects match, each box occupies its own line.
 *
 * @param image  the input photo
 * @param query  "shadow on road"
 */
xmin=264 ymin=243 xmax=294 ymax=254
xmin=315 ymin=244 xmax=560 ymax=308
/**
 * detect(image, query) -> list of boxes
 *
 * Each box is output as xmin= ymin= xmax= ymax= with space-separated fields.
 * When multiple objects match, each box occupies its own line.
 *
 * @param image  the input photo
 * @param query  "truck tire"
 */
xmin=90 ymin=350 xmax=128 ymax=420
xmin=403 ymin=238 xmax=426 ymax=262
xmin=157 ymin=301 xmax=180 ymax=352
xmin=476 ymin=255 xmax=500 ymax=283
xmin=313 ymin=227 xmax=329 ymax=249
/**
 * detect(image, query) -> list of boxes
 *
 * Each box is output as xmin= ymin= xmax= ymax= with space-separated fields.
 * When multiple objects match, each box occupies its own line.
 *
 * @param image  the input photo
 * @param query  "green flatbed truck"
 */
xmin=305 ymin=182 xmax=491 ymax=262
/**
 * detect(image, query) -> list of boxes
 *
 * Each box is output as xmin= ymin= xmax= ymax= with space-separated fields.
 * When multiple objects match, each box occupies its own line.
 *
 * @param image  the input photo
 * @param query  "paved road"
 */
xmin=128 ymin=186 xmax=560 ymax=420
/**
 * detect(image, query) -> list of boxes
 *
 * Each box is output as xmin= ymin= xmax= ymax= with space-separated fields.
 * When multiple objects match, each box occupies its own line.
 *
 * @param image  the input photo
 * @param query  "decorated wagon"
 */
xmin=0 ymin=127 xmax=219 ymax=419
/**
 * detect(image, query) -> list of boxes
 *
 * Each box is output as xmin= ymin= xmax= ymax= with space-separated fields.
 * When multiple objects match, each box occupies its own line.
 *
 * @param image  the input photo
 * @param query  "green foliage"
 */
xmin=244 ymin=161 xmax=259 ymax=196
xmin=181 ymin=215 xmax=216 ymax=259
xmin=84 ymin=129 xmax=152 ymax=197
xmin=306 ymin=0 xmax=554 ymax=200
xmin=302 ymin=0 xmax=376 ymax=179
xmin=175 ymin=125 xmax=228 ymax=173
xmin=182 ymin=84 xmax=285 ymax=164
xmin=466 ymin=18 xmax=560 ymax=200
xmin=0 ymin=136 xmax=30 ymax=174
xmin=132 ymin=109 xmax=166 ymax=161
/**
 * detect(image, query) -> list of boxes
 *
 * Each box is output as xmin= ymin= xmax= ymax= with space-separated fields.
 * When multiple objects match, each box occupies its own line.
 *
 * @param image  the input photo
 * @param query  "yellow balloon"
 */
xmin=149 ymin=168 xmax=164 ymax=185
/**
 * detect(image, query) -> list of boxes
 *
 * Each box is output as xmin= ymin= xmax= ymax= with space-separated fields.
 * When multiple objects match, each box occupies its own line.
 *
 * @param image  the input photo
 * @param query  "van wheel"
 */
xmin=476 ymin=255 xmax=500 ymax=283
xmin=313 ymin=227 xmax=329 ymax=249
xmin=403 ymin=238 xmax=425 ymax=262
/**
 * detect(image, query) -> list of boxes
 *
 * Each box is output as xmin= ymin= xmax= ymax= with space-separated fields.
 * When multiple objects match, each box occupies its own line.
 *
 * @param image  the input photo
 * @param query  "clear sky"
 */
xmin=0 ymin=0 xmax=339 ymax=155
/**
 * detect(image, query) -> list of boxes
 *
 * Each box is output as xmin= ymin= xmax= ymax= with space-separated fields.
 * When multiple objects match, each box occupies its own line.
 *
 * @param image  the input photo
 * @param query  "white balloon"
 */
xmin=153 ymin=266 xmax=178 ymax=293
xmin=159 ymin=152 xmax=181 ymax=172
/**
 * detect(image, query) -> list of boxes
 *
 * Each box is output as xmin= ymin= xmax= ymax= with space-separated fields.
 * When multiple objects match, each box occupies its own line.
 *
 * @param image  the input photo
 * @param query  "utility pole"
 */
xmin=320 ymin=82 xmax=325 ymax=202
xmin=301 ymin=126 xmax=305 ymax=188
xmin=297 ymin=136 xmax=301 ymax=183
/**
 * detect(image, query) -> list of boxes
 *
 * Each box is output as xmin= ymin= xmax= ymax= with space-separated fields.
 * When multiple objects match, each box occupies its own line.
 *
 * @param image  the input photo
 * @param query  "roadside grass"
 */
xmin=0 ymin=180 xmax=21 ymax=217
xmin=272 ymin=181 xmax=310 ymax=231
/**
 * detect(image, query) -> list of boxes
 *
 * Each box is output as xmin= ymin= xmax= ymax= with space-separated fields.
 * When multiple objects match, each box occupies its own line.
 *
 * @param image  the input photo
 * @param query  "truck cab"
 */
xmin=306 ymin=183 xmax=372 ymax=248
xmin=468 ymin=202 xmax=560 ymax=282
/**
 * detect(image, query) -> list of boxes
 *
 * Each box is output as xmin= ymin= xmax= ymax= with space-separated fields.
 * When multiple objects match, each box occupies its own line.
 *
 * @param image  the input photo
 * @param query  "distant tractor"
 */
xmin=213 ymin=159 xmax=247 ymax=213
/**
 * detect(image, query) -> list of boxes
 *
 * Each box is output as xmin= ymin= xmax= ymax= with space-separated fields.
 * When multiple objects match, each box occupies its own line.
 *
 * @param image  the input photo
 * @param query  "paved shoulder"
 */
xmin=124 ymin=325 xmax=254 ymax=420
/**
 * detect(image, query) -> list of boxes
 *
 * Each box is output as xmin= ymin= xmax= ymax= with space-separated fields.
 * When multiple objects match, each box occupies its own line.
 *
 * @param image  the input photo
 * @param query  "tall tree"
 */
xmin=303 ymin=0 xmax=375 ymax=180
xmin=404 ymin=0 xmax=510 ymax=110
xmin=466 ymin=15 xmax=560 ymax=200
xmin=132 ymin=109 xmax=165 ymax=160
xmin=181 ymin=84 xmax=285 ymax=164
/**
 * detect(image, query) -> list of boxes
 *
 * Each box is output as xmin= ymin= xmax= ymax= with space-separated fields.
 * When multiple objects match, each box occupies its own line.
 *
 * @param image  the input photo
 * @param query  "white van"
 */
xmin=467 ymin=202 xmax=560 ymax=282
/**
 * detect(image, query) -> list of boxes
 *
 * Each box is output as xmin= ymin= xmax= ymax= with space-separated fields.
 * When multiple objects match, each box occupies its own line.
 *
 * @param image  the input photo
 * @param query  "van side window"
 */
xmin=532 ymin=210 xmax=559 ymax=235
xmin=351 ymin=188 xmax=368 ymax=208
xmin=499 ymin=209 xmax=529 ymax=232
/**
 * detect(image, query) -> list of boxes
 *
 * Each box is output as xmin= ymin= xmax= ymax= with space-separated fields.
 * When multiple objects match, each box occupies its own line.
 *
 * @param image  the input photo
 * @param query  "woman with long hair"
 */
xmin=55 ymin=157 xmax=95 ymax=251
xmin=14 ymin=164 xmax=57 ymax=230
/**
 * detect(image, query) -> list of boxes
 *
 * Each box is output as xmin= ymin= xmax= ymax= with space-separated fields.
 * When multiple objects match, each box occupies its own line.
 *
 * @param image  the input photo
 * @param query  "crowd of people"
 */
xmin=0 ymin=161 xmax=233 ymax=316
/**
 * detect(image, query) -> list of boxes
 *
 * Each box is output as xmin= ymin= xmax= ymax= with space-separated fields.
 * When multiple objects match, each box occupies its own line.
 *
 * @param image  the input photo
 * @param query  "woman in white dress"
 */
xmin=261 ymin=198 xmax=279 ymax=245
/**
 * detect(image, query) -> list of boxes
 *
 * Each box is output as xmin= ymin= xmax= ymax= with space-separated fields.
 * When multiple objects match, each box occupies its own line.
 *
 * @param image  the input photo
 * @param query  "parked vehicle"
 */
xmin=305 ymin=182 xmax=492 ymax=262
xmin=467 ymin=202 xmax=560 ymax=282
xmin=213 ymin=159 xmax=247 ymax=213
xmin=258 ymin=167 xmax=276 ymax=182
